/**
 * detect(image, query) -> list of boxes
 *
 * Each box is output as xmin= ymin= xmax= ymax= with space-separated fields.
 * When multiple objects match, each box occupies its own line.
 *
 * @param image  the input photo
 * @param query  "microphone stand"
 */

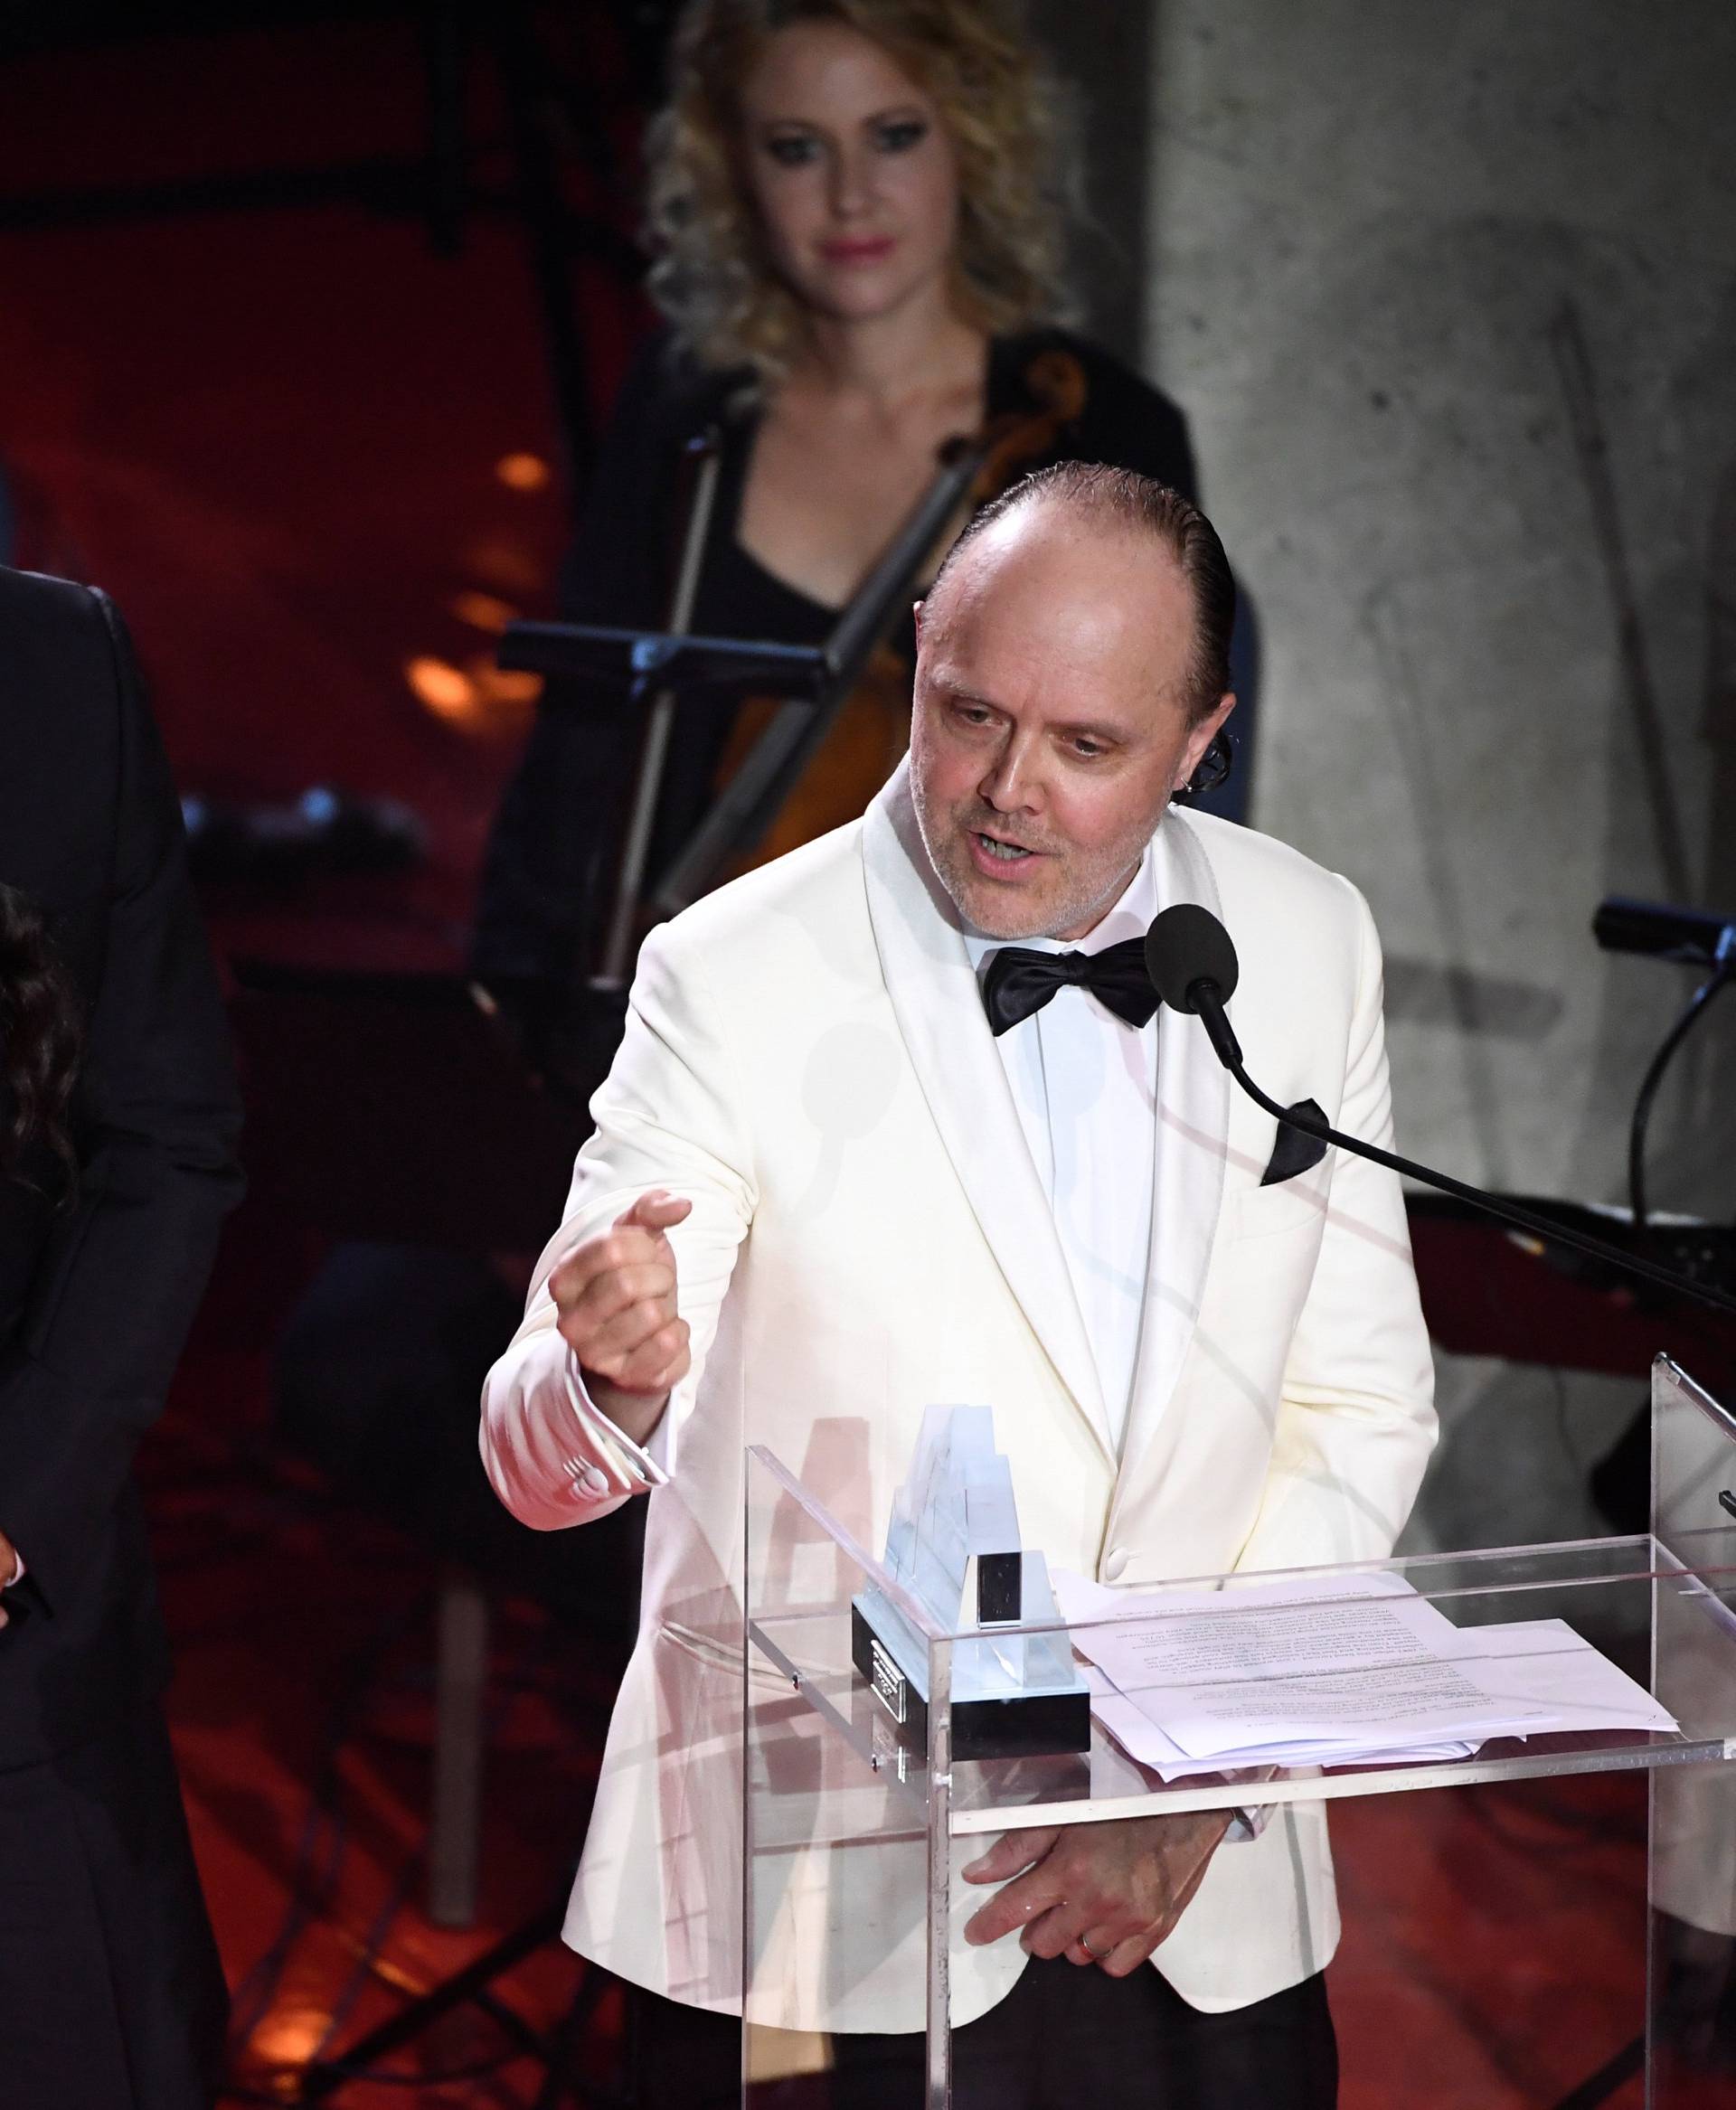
xmin=1184 ymin=976 xmax=1736 ymax=1323
xmin=1591 ymin=895 xmax=1736 ymax=1235
xmin=1174 ymin=938 xmax=1736 ymax=2110
xmin=1626 ymin=935 xmax=1736 ymax=1235
xmin=596 ymin=429 xmax=723 ymax=988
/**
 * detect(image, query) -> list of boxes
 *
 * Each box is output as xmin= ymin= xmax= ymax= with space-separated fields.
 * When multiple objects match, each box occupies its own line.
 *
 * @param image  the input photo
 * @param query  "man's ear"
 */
xmin=1177 ymin=691 xmax=1236 ymax=790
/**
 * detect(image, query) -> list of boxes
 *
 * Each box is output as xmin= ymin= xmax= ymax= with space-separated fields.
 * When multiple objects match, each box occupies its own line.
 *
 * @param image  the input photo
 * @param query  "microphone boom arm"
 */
xmin=1184 ymin=975 xmax=1736 ymax=1323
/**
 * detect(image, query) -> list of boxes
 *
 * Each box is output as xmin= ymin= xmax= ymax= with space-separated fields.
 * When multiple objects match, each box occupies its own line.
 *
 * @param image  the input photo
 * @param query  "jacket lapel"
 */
xmin=861 ymin=768 xmax=1115 ymax=1464
xmin=1119 ymin=808 xmax=1231 ymax=1482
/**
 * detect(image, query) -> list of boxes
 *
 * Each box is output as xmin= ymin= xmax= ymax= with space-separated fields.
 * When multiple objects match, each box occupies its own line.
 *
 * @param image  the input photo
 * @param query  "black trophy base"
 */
xmin=850 ymin=1604 xmax=1091 ymax=1762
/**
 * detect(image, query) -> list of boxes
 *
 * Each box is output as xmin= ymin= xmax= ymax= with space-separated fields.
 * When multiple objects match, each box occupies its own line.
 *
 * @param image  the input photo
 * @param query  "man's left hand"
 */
xmin=960 ymin=1811 xmax=1231 ymax=1974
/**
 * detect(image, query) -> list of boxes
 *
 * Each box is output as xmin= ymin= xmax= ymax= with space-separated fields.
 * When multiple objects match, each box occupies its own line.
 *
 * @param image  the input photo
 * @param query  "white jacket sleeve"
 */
xmin=1233 ymin=881 xmax=1438 ymax=1576
xmin=479 ymin=919 xmax=756 ymax=1530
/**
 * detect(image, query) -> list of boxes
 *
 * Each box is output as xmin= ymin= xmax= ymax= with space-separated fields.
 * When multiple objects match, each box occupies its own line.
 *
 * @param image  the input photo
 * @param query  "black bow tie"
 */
xmin=979 ymin=937 xmax=1161 ymax=1037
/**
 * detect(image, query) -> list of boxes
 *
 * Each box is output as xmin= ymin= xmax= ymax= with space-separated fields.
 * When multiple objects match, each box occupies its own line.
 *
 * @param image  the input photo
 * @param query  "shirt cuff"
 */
xmin=561 ymin=1352 xmax=673 ymax=1493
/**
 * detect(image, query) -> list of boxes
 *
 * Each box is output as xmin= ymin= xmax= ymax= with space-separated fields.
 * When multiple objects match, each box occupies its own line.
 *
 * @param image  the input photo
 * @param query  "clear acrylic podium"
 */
xmin=742 ymin=1358 xmax=1736 ymax=2106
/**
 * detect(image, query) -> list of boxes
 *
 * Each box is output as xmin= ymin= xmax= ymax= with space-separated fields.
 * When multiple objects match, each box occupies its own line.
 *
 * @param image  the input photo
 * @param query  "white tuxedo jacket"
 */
xmin=481 ymin=763 xmax=1436 ymax=2031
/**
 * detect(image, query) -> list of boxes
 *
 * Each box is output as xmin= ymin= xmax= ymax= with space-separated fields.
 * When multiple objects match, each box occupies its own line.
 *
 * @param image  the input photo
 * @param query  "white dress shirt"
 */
xmin=969 ymin=837 xmax=1269 ymax=1843
xmin=963 ymin=844 xmax=1160 ymax=1456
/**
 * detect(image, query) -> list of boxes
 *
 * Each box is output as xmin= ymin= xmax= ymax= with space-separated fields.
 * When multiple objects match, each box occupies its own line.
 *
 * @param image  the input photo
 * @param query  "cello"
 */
xmin=675 ymin=344 xmax=1092 ymax=897
xmin=499 ymin=344 xmax=1094 ymax=968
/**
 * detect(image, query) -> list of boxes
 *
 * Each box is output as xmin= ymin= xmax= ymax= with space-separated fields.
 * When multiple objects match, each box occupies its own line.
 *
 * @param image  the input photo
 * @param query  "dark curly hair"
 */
xmin=0 ymin=882 xmax=83 ymax=1201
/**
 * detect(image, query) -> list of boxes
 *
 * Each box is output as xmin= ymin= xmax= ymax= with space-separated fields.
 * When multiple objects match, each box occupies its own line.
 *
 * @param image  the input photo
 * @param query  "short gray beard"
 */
xmin=910 ymin=774 xmax=1152 ymax=941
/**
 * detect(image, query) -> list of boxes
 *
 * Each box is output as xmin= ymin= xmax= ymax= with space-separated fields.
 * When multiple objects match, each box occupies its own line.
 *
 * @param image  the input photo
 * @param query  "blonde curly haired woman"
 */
xmin=476 ymin=0 xmax=1201 ymax=993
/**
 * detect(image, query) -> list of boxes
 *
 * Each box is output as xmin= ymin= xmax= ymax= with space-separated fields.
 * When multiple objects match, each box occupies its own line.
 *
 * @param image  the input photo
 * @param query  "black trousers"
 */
xmin=637 ymin=1958 xmax=1337 ymax=2110
xmin=0 ymin=1700 xmax=228 ymax=2110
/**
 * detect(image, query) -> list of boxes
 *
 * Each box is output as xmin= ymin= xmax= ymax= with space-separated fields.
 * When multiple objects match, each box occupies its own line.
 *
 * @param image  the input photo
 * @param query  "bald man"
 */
xmin=482 ymin=464 xmax=1436 ymax=2108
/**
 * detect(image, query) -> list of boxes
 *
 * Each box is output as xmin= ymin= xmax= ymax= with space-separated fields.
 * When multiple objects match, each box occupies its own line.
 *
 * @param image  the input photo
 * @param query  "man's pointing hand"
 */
xmin=551 ymin=1191 xmax=693 ymax=1436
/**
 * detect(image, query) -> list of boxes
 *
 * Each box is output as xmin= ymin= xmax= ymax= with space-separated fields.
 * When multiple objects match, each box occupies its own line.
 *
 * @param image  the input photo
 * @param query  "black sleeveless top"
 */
xmin=475 ymin=327 xmax=1199 ymax=989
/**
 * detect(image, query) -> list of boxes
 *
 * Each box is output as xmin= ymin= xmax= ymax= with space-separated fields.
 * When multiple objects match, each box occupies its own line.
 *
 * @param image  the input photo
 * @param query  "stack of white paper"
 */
xmin=1052 ymin=1570 xmax=1676 ymax=1782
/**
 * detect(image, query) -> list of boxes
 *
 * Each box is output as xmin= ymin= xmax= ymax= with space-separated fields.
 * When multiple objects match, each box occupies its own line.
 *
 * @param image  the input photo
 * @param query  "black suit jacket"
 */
xmin=0 ymin=567 xmax=243 ymax=1767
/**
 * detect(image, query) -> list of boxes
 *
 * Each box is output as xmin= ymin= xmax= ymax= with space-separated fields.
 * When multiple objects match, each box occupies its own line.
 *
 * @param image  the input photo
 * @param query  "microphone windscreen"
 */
xmin=1592 ymin=895 xmax=1732 ymax=968
xmin=1145 ymin=904 xmax=1241 ymax=1013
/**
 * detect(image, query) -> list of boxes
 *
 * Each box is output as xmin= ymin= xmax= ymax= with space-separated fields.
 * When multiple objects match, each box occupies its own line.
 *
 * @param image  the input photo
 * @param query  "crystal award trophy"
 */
xmin=851 ymin=1404 xmax=1090 ymax=1758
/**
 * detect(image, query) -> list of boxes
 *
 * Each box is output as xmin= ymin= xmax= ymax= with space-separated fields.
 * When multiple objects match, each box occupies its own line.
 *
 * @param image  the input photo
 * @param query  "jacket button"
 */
xmin=573 ymin=1465 xmax=610 ymax=1498
xmin=1103 ymin=1548 xmax=1130 ymax=1581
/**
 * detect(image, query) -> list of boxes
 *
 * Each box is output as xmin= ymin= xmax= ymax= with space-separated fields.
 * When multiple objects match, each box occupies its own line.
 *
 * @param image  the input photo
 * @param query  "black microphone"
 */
xmin=1593 ymin=896 xmax=1735 ymax=971
xmin=1144 ymin=904 xmax=1246 ymax=1069
xmin=1144 ymin=904 xmax=1736 ymax=1321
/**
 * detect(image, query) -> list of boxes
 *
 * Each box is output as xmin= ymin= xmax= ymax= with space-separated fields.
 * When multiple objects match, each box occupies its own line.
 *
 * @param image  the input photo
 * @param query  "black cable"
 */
xmin=1224 ymin=1055 xmax=1736 ymax=1320
xmin=224 ymin=1591 xmax=434 ymax=2052
xmin=218 ymin=1664 xmax=539 ymax=2107
xmin=148 ymin=1403 xmax=599 ymax=2097
xmin=1628 ymin=954 xmax=1736 ymax=1232
xmin=301 ymin=1844 xmax=426 ymax=2069
xmin=227 ymin=1604 xmax=588 ymax=2105
xmin=1549 ymin=2030 xmax=1645 ymax=2110
xmin=306 ymin=1608 xmax=565 ymax=2062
